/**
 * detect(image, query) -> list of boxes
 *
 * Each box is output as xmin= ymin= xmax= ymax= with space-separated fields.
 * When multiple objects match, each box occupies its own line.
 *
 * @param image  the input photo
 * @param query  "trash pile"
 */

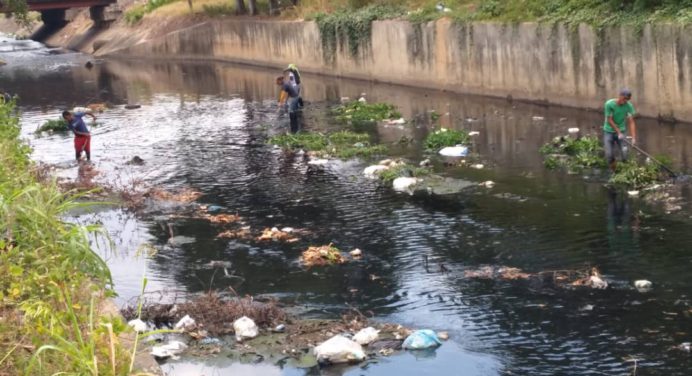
xmin=257 ymin=227 xmax=299 ymax=243
xmin=124 ymin=293 xmax=450 ymax=366
xmin=464 ymin=265 xmax=622 ymax=290
xmin=302 ymin=244 xmax=347 ymax=266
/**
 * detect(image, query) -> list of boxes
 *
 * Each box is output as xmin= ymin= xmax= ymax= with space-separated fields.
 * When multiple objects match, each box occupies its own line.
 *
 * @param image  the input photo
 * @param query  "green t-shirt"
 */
xmin=603 ymin=99 xmax=635 ymax=133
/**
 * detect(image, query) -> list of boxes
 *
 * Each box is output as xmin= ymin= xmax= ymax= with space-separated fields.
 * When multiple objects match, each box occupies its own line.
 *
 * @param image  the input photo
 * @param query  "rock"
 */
xmin=468 ymin=131 xmax=480 ymax=136
xmin=124 ymin=104 xmax=141 ymax=110
xmin=532 ymin=116 xmax=545 ymax=121
xmin=439 ymin=146 xmax=469 ymax=157
xmin=480 ymin=180 xmax=495 ymax=188
xmin=436 ymin=331 xmax=449 ymax=341
xmin=151 ymin=340 xmax=187 ymax=359
xmin=174 ymin=314 xmax=196 ymax=331
xmin=419 ymin=159 xmax=431 ymax=167
xmin=233 ymin=316 xmax=259 ymax=341
xmin=127 ymin=319 xmax=147 ymax=333
xmin=353 ymin=327 xmax=379 ymax=345
xmin=634 ymin=280 xmax=653 ymax=292
xmin=402 ymin=329 xmax=442 ymax=350
xmin=392 ymin=177 xmax=419 ymax=192
xmin=349 ymin=248 xmax=363 ymax=258
xmin=568 ymin=127 xmax=580 ymax=134
xmin=363 ymin=165 xmax=389 ymax=178
xmin=314 ymin=335 xmax=366 ymax=364
xmin=470 ymin=164 xmax=484 ymax=169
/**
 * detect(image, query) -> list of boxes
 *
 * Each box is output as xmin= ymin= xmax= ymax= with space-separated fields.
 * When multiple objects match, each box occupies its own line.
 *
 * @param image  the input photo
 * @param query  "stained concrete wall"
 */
xmin=103 ymin=19 xmax=692 ymax=122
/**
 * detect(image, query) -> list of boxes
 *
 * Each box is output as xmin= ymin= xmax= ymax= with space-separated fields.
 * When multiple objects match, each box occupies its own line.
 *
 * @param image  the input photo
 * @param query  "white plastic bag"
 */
xmin=392 ymin=177 xmax=418 ymax=192
xmin=151 ymin=340 xmax=187 ymax=359
xmin=233 ymin=316 xmax=258 ymax=341
xmin=353 ymin=327 xmax=379 ymax=345
xmin=127 ymin=319 xmax=147 ymax=333
xmin=174 ymin=314 xmax=196 ymax=331
xmin=439 ymin=146 xmax=469 ymax=157
xmin=314 ymin=335 xmax=366 ymax=364
xmin=363 ymin=165 xmax=389 ymax=178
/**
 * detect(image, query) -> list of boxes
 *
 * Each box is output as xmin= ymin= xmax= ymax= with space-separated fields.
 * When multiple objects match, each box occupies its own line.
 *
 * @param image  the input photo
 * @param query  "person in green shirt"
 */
xmin=603 ymin=89 xmax=637 ymax=172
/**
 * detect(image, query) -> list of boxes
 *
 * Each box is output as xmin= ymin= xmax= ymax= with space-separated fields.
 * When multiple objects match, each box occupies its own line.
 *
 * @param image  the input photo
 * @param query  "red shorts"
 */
xmin=74 ymin=135 xmax=91 ymax=153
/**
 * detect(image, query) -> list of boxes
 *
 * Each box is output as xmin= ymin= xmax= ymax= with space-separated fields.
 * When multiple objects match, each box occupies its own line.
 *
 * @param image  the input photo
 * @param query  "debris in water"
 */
xmin=353 ymin=327 xmax=379 ymax=345
xmin=439 ymin=146 xmax=469 ymax=157
xmin=470 ymin=164 xmax=484 ymax=169
xmin=124 ymin=104 xmax=142 ymax=109
xmin=532 ymin=116 xmax=545 ymax=121
xmin=174 ymin=314 xmax=196 ymax=331
xmin=233 ymin=316 xmax=259 ymax=341
xmin=436 ymin=331 xmax=449 ymax=341
xmin=568 ymin=127 xmax=580 ymax=134
xmin=677 ymin=342 xmax=691 ymax=352
xmin=204 ymin=213 xmax=242 ymax=224
xmin=217 ymin=227 xmax=251 ymax=239
xmin=386 ymin=118 xmax=406 ymax=125
xmin=128 ymin=319 xmax=147 ymax=332
xmin=308 ymin=158 xmax=329 ymax=166
xmin=634 ymin=280 xmax=653 ymax=292
xmin=151 ymin=340 xmax=187 ymax=359
xmin=257 ymin=227 xmax=299 ymax=243
xmin=314 ymin=335 xmax=366 ymax=364
xmin=364 ymin=164 xmax=390 ymax=178
xmin=350 ymin=248 xmax=363 ymax=258
xmin=468 ymin=131 xmax=480 ymax=136
xmin=392 ymin=177 xmax=419 ymax=192
xmin=126 ymin=156 xmax=145 ymax=166
xmin=419 ymin=159 xmax=431 ymax=167
xmin=302 ymin=244 xmax=346 ymax=266
xmin=628 ymin=190 xmax=640 ymax=197
xmin=402 ymin=329 xmax=442 ymax=350
xmin=572 ymin=268 xmax=608 ymax=289
xmin=273 ymin=324 xmax=286 ymax=333
xmin=149 ymin=187 xmax=202 ymax=203
xmin=480 ymin=180 xmax=495 ymax=188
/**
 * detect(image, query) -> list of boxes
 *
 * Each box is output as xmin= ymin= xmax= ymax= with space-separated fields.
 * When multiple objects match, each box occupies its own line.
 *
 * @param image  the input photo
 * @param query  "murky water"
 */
xmin=3 ymin=35 xmax=692 ymax=375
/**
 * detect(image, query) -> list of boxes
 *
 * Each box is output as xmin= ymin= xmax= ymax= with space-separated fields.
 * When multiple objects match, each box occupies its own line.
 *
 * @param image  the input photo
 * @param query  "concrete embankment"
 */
xmin=6 ymin=8 xmax=692 ymax=122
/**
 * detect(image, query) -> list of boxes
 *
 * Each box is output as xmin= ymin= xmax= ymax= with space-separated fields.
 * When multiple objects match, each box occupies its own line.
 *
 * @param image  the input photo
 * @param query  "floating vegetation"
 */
xmin=149 ymin=187 xmax=203 ymax=203
xmin=302 ymin=244 xmax=347 ymax=266
xmin=36 ymin=118 xmax=68 ymax=133
xmin=424 ymin=128 xmax=470 ymax=151
xmin=333 ymin=101 xmax=402 ymax=126
xmin=609 ymin=159 xmax=668 ymax=189
xmin=257 ymin=227 xmax=299 ymax=243
xmin=539 ymin=135 xmax=607 ymax=171
xmin=378 ymin=163 xmax=430 ymax=184
xmin=268 ymin=131 xmax=388 ymax=159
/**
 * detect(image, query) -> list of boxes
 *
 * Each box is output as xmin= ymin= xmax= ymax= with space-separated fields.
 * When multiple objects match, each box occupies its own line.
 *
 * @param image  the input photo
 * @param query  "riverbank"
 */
xmin=0 ymin=100 xmax=156 ymax=374
xmin=5 ymin=1 xmax=691 ymax=123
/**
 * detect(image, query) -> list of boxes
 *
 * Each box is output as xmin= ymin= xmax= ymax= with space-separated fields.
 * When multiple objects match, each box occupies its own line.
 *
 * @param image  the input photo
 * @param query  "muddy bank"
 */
xmin=7 ymin=5 xmax=692 ymax=123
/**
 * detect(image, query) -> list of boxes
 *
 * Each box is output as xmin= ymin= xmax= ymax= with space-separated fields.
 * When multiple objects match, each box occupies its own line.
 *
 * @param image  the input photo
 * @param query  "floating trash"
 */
xmin=314 ymin=335 xmax=366 ymax=364
xmin=350 ymin=248 xmax=363 ymax=258
xmin=233 ymin=316 xmax=259 ymax=341
xmin=634 ymin=280 xmax=653 ymax=292
xmin=364 ymin=164 xmax=389 ymax=178
xmin=402 ymin=329 xmax=442 ymax=350
xmin=439 ymin=146 xmax=469 ymax=157
xmin=151 ymin=340 xmax=187 ymax=359
xmin=127 ymin=319 xmax=147 ymax=333
xmin=174 ymin=314 xmax=196 ymax=331
xmin=302 ymin=244 xmax=347 ymax=266
xmin=392 ymin=177 xmax=419 ymax=192
xmin=353 ymin=327 xmax=379 ymax=346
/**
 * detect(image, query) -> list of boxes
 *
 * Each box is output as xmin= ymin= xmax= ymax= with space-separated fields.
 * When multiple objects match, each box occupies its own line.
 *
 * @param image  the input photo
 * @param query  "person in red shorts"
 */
xmin=62 ymin=110 xmax=96 ymax=162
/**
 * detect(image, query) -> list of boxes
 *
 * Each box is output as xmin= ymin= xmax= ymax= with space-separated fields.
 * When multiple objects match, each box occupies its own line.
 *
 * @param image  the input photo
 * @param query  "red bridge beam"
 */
xmin=21 ymin=0 xmax=115 ymax=11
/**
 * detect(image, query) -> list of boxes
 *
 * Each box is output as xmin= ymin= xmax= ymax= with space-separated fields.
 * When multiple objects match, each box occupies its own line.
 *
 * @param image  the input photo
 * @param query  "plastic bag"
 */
xmin=439 ymin=146 xmax=469 ymax=157
xmin=402 ymin=329 xmax=442 ymax=350
xmin=314 ymin=335 xmax=366 ymax=364
xmin=353 ymin=327 xmax=379 ymax=345
xmin=233 ymin=316 xmax=258 ymax=341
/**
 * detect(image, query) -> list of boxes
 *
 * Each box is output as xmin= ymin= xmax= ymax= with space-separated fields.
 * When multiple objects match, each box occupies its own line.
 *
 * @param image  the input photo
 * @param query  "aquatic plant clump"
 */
xmin=539 ymin=135 xmax=607 ymax=171
xmin=378 ymin=163 xmax=430 ymax=184
xmin=36 ymin=118 xmax=69 ymax=133
xmin=424 ymin=128 xmax=470 ymax=151
xmin=268 ymin=131 xmax=388 ymax=159
xmin=609 ymin=159 xmax=667 ymax=189
xmin=302 ymin=244 xmax=347 ymax=266
xmin=333 ymin=101 xmax=402 ymax=125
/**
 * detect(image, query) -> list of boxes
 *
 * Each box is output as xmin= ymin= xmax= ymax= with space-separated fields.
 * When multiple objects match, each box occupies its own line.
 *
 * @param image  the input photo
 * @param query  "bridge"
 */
xmin=2 ymin=0 xmax=118 ymax=27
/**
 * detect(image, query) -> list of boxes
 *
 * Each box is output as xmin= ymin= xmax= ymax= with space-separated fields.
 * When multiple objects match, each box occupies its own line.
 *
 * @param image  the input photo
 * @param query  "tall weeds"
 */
xmin=0 ymin=101 xmax=134 ymax=374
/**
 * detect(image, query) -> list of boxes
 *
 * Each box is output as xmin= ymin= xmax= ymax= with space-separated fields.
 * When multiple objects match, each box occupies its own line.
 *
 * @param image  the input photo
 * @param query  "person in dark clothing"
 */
xmin=62 ymin=110 xmax=96 ymax=161
xmin=277 ymin=76 xmax=301 ymax=133
xmin=284 ymin=64 xmax=304 ymax=107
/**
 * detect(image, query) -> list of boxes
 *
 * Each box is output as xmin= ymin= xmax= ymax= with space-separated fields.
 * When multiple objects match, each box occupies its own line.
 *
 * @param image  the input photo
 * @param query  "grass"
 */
xmin=0 ymin=100 xmax=136 ymax=374
xmin=378 ymin=163 xmax=430 ymax=183
xmin=36 ymin=118 xmax=68 ymax=133
xmin=268 ymin=130 xmax=388 ymax=159
xmin=540 ymin=135 xmax=607 ymax=171
xmin=424 ymin=127 xmax=469 ymax=150
xmin=333 ymin=100 xmax=402 ymax=126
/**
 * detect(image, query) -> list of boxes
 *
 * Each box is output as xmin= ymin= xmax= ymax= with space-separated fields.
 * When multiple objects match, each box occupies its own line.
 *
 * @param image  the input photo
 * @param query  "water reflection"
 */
xmin=5 ymin=40 xmax=692 ymax=375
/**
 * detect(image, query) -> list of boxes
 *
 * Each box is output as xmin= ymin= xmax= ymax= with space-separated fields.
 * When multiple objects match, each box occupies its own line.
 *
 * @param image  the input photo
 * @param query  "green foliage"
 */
xmin=424 ymin=127 xmax=469 ymax=150
xmin=313 ymin=4 xmax=406 ymax=61
xmin=540 ymin=135 xmax=607 ymax=170
xmin=0 ymin=101 xmax=132 ymax=374
xmin=124 ymin=0 xmax=179 ymax=25
xmin=268 ymin=130 xmax=388 ymax=159
xmin=608 ymin=159 xmax=666 ymax=188
xmin=36 ymin=118 xmax=69 ymax=133
xmin=4 ymin=0 xmax=32 ymax=28
xmin=378 ymin=163 xmax=430 ymax=183
xmin=333 ymin=100 xmax=402 ymax=126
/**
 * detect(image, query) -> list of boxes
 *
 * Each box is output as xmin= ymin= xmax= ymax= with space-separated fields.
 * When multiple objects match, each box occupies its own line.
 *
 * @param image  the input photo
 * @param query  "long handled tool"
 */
xmin=622 ymin=138 xmax=678 ymax=178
